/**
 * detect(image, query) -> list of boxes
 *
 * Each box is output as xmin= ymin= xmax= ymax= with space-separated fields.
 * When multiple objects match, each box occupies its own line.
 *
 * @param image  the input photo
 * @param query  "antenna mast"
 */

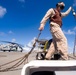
xmin=73 ymin=32 xmax=76 ymax=56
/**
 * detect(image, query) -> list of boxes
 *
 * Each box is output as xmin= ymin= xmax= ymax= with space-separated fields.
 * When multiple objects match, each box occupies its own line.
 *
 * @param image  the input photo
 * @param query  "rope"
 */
xmin=0 ymin=31 xmax=41 ymax=72
xmin=0 ymin=55 xmax=24 ymax=67
xmin=0 ymin=54 xmax=26 ymax=72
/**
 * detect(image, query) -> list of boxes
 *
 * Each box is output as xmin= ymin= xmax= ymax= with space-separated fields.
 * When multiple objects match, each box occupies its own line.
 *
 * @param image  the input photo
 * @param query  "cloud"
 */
xmin=0 ymin=32 xmax=6 ymax=36
xmin=63 ymin=26 xmax=76 ymax=35
xmin=23 ymin=37 xmax=37 ymax=52
xmin=19 ymin=0 xmax=25 ymax=8
xmin=12 ymin=38 xmax=16 ymax=42
xmin=0 ymin=6 xmax=7 ymax=18
xmin=74 ymin=26 xmax=76 ymax=30
xmin=28 ymin=37 xmax=36 ymax=47
xmin=23 ymin=45 xmax=30 ymax=52
xmin=63 ymin=30 xmax=75 ymax=35
xmin=0 ymin=30 xmax=14 ymax=36
xmin=8 ymin=31 xmax=14 ymax=34
xmin=19 ymin=0 xmax=25 ymax=3
xmin=73 ymin=0 xmax=76 ymax=6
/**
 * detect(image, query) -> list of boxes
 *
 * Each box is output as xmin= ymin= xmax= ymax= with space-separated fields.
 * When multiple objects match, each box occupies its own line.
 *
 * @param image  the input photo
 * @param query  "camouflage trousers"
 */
xmin=45 ymin=22 xmax=68 ymax=60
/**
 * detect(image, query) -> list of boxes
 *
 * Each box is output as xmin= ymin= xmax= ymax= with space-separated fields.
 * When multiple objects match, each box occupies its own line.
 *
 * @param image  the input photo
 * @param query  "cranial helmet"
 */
xmin=56 ymin=2 xmax=65 ymax=10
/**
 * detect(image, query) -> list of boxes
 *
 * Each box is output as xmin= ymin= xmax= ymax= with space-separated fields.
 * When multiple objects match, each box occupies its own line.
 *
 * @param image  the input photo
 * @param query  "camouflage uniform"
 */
xmin=46 ymin=22 xmax=68 ymax=60
xmin=39 ymin=7 xmax=72 ymax=60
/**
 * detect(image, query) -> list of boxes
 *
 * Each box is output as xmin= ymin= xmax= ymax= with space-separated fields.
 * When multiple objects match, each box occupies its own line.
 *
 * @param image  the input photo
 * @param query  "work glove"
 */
xmin=39 ymin=26 xmax=44 ymax=31
xmin=72 ymin=7 xmax=76 ymax=16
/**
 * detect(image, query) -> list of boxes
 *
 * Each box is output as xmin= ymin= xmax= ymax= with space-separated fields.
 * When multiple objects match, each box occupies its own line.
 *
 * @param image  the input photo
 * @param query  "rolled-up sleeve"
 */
xmin=61 ymin=7 xmax=72 ymax=17
xmin=40 ymin=8 xmax=54 ymax=27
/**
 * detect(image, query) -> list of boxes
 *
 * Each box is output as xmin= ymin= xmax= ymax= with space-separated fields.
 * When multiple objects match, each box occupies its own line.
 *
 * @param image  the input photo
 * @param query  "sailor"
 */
xmin=39 ymin=2 xmax=72 ymax=60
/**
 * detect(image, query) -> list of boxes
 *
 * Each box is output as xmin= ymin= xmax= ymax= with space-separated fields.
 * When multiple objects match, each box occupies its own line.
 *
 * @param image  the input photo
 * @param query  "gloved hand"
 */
xmin=39 ymin=26 xmax=44 ymax=31
xmin=72 ymin=7 xmax=76 ymax=16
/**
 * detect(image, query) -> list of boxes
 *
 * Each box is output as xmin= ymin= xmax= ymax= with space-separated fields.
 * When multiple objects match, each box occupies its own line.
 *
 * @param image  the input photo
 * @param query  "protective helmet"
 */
xmin=56 ymin=2 xmax=65 ymax=10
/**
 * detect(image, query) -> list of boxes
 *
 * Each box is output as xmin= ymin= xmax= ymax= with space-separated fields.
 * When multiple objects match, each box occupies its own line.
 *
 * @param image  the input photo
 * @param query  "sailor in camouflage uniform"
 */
xmin=39 ymin=2 xmax=72 ymax=60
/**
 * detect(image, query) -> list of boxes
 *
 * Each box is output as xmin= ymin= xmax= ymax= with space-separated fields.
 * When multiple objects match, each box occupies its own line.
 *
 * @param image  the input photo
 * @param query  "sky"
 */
xmin=0 ymin=0 xmax=76 ymax=53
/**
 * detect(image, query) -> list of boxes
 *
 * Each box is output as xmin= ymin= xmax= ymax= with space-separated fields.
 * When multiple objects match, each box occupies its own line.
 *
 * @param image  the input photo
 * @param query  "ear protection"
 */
xmin=56 ymin=2 xmax=65 ymax=10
